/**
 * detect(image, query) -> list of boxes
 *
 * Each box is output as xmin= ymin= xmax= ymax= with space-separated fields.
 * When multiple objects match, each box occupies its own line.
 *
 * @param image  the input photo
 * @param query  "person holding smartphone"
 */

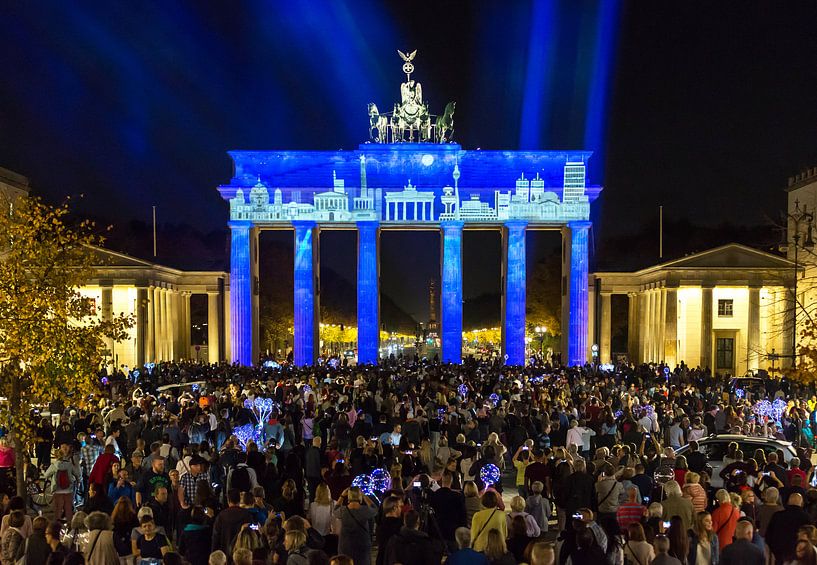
xmin=333 ymin=487 xmax=378 ymax=565
xmin=512 ymin=443 xmax=533 ymax=498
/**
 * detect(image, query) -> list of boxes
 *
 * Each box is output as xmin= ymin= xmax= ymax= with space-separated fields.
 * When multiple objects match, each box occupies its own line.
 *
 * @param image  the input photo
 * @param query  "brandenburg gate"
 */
xmin=217 ymin=52 xmax=601 ymax=366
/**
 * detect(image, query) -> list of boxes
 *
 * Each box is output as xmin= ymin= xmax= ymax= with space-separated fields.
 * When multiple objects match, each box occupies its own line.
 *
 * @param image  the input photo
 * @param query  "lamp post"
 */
xmin=534 ymin=326 xmax=547 ymax=354
xmin=784 ymin=200 xmax=814 ymax=365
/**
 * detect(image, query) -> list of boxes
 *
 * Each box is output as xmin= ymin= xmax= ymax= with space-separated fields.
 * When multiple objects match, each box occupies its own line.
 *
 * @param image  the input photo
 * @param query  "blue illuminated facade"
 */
xmin=229 ymin=221 xmax=253 ymax=365
xmin=219 ymin=144 xmax=601 ymax=367
xmin=502 ymin=221 xmax=527 ymax=365
xmin=293 ymin=221 xmax=319 ymax=366
xmin=567 ymin=221 xmax=591 ymax=366
xmin=356 ymin=221 xmax=379 ymax=364
xmin=441 ymin=222 xmax=464 ymax=363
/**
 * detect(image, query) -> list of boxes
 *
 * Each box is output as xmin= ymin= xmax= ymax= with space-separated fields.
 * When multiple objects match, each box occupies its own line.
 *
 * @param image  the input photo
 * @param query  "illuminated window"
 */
xmin=717 ymin=299 xmax=733 ymax=317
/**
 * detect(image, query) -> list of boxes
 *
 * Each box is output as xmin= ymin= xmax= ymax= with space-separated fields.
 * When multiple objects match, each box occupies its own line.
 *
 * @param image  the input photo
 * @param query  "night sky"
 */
xmin=2 ymin=1 xmax=817 ymax=321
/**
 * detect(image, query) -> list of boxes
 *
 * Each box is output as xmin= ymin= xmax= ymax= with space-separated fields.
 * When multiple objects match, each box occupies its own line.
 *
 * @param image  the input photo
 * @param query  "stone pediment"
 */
xmin=87 ymin=246 xmax=154 ymax=268
xmin=658 ymin=243 xmax=793 ymax=271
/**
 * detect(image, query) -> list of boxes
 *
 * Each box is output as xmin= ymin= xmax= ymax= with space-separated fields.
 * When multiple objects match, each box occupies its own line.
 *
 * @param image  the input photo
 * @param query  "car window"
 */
xmin=703 ymin=441 xmax=728 ymax=461
xmin=739 ymin=442 xmax=777 ymax=461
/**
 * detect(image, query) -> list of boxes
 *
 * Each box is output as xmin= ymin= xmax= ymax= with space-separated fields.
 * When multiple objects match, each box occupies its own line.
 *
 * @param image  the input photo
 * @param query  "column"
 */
xmin=182 ymin=292 xmax=192 ymax=360
xmin=700 ymin=285 xmax=713 ymax=369
xmin=413 ymin=202 xmax=418 ymax=220
xmin=357 ymin=221 xmax=380 ymax=364
xmin=501 ymin=221 xmax=527 ymax=365
xmin=600 ymin=292 xmax=612 ymax=364
xmin=146 ymin=287 xmax=155 ymax=362
xmin=748 ymin=286 xmax=760 ymax=371
xmin=441 ymin=221 xmax=464 ymax=363
xmin=293 ymin=220 xmax=320 ymax=365
xmin=627 ymin=293 xmax=638 ymax=362
xmin=664 ymin=287 xmax=678 ymax=367
xmin=165 ymin=289 xmax=174 ymax=360
xmin=208 ymin=292 xmax=221 ymax=363
xmin=229 ymin=221 xmax=254 ymax=365
xmin=154 ymin=288 xmax=163 ymax=360
xmin=136 ymin=287 xmax=147 ymax=366
xmin=658 ymin=288 xmax=666 ymax=362
xmin=567 ymin=221 xmax=591 ymax=366
xmin=101 ymin=286 xmax=113 ymax=366
xmin=223 ymin=288 xmax=231 ymax=362
xmin=637 ymin=292 xmax=647 ymax=363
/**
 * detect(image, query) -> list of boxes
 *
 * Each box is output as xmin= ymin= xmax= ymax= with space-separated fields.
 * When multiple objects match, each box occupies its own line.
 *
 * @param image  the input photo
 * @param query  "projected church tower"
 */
xmin=219 ymin=51 xmax=601 ymax=366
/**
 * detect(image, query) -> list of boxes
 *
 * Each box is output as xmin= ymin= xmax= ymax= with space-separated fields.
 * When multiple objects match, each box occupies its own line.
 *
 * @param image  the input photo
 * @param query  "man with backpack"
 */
xmin=43 ymin=442 xmax=80 ymax=521
xmin=226 ymin=452 xmax=257 ymax=493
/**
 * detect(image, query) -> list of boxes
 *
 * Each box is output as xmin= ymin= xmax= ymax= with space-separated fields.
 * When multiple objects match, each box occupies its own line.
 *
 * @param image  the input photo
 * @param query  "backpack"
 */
xmin=56 ymin=468 xmax=71 ymax=490
xmin=231 ymin=466 xmax=252 ymax=493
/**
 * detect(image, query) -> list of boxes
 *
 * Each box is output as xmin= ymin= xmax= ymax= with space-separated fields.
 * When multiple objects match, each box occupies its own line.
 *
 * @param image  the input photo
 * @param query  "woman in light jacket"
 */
xmin=687 ymin=511 xmax=719 ymax=565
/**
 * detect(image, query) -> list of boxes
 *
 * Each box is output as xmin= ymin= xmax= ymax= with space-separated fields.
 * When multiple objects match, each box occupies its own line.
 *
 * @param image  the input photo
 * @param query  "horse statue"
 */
xmin=435 ymin=101 xmax=456 ymax=142
xmin=367 ymin=103 xmax=390 ymax=143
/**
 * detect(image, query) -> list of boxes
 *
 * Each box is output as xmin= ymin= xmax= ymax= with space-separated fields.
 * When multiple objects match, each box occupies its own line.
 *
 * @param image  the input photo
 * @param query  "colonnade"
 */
xmin=229 ymin=220 xmax=591 ymax=366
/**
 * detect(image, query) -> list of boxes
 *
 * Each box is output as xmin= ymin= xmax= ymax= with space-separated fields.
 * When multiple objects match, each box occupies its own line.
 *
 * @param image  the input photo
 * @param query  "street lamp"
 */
xmin=783 ymin=200 xmax=814 ymax=364
xmin=534 ymin=326 xmax=547 ymax=353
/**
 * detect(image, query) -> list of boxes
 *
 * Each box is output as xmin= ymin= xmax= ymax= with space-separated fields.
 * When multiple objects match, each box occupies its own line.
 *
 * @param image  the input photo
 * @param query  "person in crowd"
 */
xmin=470 ymin=491 xmax=506 ymax=553
xmin=652 ymin=535 xmax=683 ymax=565
xmin=84 ymin=510 xmax=120 ymax=565
xmin=711 ymin=488 xmax=739 ymax=550
xmin=687 ymin=511 xmax=719 ymax=565
xmin=766 ymin=492 xmax=812 ymax=564
xmin=43 ymin=442 xmax=81 ymax=522
xmin=663 ymin=480 xmax=695 ymax=532
xmin=624 ymin=522 xmax=655 ymax=565
xmin=211 ymin=488 xmax=252 ymax=555
xmin=720 ymin=520 xmax=764 ymax=565
xmin=333 ymin=486 xmax=377 ymax=565
xmin=384 ymin=509 xmax=445 ymax=565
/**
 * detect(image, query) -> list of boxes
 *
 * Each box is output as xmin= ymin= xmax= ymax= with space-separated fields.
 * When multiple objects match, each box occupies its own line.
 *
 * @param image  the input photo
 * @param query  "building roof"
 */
xmin=592 ymin=243 xmax=797 ymax=292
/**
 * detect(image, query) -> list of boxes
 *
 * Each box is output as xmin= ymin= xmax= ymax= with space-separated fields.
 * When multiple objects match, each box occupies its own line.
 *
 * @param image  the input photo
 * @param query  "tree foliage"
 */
xmin=0 ymin=196 xmax=132 ymax=495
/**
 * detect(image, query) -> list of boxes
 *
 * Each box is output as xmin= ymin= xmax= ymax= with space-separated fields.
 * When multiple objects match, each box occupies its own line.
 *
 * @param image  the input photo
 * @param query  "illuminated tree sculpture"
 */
xmin=0 ymin=196 xmax=132 ymax=496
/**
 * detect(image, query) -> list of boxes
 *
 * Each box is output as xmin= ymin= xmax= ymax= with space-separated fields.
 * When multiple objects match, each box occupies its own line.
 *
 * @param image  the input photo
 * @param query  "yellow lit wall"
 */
xmin=677 ymin=287 xmax=701 ymax=367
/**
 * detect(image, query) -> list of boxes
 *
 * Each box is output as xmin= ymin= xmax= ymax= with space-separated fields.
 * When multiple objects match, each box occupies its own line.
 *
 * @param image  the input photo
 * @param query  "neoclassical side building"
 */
xmin=82 ymin=247 xmax=230 ymax=370
xmin=590 ymin=244 xmax=795 ymax=374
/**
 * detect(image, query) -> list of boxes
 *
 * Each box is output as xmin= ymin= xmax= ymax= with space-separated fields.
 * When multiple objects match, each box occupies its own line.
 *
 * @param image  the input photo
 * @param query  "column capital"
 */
xmin=227 ymin=220 xmax=254 ymax=230
xmin=567 ymin=220 xmax=592 ymax=230
xmin=440 ymin=220 xmax=464 ymax=230
xmin=504 ymin=220 xmax=528 ymax=229
xmin=292 ymin=219 xmax=318 ymax=229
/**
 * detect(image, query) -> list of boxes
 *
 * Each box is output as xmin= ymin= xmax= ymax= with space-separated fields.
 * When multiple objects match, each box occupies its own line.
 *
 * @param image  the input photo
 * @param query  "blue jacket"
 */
xmin=688 ymin=529 xmax=719 ymax=565
xmin=108 ymin=481 xmax=136 ymax=505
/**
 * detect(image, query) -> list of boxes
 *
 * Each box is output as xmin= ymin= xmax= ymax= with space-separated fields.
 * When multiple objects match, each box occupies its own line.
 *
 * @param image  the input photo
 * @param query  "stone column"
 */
xmin=165 ymin=289 xmax=174 ymax=361
xmin=748 ymin=286 xmax=761 ymax=371
xmin=229 ymin=221 xmax=255 ymax=365
xmin=441 ymin=221 xmax=464 ymax=363
xmin=182 ymin=292 xmax=192 ymax=360
xmin=136 ymin=287 xmax=147 ymax=366
xmin=600 ymin=292 xmax=612 ymax=364
xmin=501 ymin=221 xmax=527 ymax=365
xmin=146 ymin=287 xmax=155 ymax=362
xmin=208 ymin=291 xmax=220 ymax=363
xmin=627 ymin=293 xmax=638 ymax=362
xmin=567 ymin=221 xmax=591 ymax=366
xmin=101 ymin=286 xmax=113 ymax=367
xmin=153 ymin=288 xmax=163 ymax=360
xmin=638 ymin=292 xmax=647 ymax=363
xmin=700 ymin=286 xmax=713 ymax=370
xmin=357 ymin=221 xmax=380 ymax=364
xmin=293 ymin=220 xmax=320 ymax=365
xmin=664 ymin=287 xmax=678 ymax=366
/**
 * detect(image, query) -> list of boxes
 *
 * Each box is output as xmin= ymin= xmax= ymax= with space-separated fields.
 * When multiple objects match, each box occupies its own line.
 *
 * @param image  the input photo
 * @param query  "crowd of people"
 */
xmin=0 ymin=357 xmax=815 ymax=565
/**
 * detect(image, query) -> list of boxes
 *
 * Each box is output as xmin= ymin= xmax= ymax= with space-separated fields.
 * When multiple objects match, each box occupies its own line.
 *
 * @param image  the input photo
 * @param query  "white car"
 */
xmin=675 ymin=434 xmax=797 ymax=487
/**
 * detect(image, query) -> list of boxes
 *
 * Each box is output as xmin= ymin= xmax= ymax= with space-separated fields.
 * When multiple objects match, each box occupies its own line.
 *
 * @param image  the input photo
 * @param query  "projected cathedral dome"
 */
xmin=220 ymin=50 xmax=600 ymax=370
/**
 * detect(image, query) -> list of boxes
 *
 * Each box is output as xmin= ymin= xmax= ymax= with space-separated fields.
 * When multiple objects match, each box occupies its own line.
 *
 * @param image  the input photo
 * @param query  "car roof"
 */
xmin=699 ymin=434 xmax=793 ymax=446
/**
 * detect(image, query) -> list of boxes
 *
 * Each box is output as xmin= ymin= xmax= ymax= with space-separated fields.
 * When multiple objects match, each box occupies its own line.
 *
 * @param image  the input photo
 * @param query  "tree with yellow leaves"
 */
xmin=0 ymin=196 xmax=132 ymax=496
